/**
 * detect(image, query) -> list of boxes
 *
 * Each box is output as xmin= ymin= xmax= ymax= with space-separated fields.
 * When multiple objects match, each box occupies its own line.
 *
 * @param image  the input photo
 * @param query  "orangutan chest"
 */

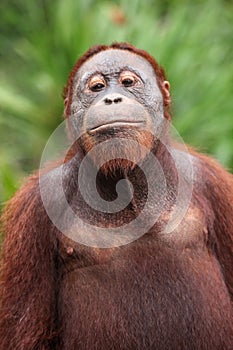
xmin=57 ymin=249 xmax=232 ymax=350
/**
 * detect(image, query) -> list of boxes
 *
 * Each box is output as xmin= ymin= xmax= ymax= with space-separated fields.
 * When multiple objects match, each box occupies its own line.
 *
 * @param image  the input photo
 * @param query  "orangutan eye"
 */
xmin=90 ymin=82 xmax=105 ymax=92
xmin=120 ymin=72 xmax=139 ymax=88
xmin=121 ymin=78 xmax=134 ymax=87
xmin=89 ymin=76 xmax=106 ymax=92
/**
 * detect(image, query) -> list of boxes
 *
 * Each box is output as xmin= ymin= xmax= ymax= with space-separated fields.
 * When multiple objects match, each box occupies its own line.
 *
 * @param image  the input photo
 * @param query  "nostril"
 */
xmin=104 ymin=96 xmax=122 ymax=105
xmin=114 ymin=97 xmax=122 ymax=104
xmin=104 ymin=98 xmax=112 ymax=105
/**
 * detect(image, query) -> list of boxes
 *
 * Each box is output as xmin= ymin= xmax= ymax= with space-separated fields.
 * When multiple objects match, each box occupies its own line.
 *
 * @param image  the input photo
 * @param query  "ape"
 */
xmin=0 ymin=43 xmax=233 ymax=350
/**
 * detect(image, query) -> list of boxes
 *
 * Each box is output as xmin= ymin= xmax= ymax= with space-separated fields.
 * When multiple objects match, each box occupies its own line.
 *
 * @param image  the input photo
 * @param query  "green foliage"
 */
xmin=1 ymin=0 xmax=233 ymax=205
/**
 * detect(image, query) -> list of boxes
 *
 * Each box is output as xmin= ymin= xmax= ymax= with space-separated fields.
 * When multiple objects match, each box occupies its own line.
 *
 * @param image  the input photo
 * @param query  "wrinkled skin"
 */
xmin=67 ymin=49 xmax=169 ymax=169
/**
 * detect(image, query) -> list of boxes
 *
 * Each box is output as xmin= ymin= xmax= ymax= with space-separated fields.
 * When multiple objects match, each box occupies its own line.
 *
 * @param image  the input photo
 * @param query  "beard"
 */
xmin=79 ymin=127 xmax=154 ymax=176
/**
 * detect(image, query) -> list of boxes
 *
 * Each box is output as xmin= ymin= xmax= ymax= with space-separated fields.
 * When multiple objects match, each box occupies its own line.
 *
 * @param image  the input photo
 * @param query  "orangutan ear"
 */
xmin=64 ymin=97 xmax=69 ymax=117
xmin=162 ymin=80 xmax=171 ymax=105
xmin=163 ymin=80 xmax=170 ymax=92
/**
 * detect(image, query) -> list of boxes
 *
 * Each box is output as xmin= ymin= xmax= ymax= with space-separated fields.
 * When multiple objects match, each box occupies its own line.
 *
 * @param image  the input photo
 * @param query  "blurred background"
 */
xmin=0 ymin=0 xmax=233 ymax=209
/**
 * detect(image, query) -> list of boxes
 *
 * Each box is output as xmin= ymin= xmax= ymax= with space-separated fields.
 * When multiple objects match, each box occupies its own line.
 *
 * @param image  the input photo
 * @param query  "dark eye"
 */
xmin=90 ymin=82 xmax=105 ymax=92
xmin=88 ymin=76 xmax=106 ymax=92
xmin=121 ymin=78 xmax=134 ymax=87
xmin=119 ymin=72 xmax=139 ymax=88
